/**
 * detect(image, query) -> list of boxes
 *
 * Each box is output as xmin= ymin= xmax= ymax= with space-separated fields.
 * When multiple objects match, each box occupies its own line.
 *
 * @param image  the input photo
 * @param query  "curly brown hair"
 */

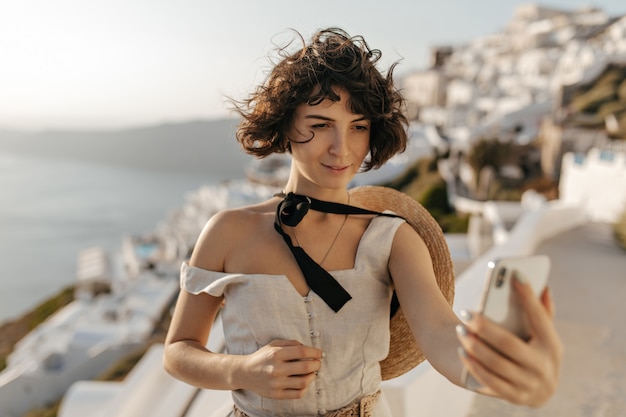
xmin=232 ymin=28 xmax=408 ymax=171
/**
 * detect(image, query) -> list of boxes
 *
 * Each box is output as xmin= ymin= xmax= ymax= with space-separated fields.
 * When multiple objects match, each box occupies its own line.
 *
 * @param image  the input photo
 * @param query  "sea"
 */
xmin=0 ymin=151 xmax=219 ymax=325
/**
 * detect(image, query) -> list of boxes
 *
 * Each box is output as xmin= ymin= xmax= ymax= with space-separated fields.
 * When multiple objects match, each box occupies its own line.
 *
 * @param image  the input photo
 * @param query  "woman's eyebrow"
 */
xmin=304 ymin=114 xmax=334 ymax=121
xmin=304 ymin=114 xmax=369 ymax=123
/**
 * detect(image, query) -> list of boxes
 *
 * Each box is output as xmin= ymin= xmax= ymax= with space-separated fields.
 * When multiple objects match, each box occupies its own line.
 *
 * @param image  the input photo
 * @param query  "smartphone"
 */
xmin=461 ymin=254 xmax=551 ymax=391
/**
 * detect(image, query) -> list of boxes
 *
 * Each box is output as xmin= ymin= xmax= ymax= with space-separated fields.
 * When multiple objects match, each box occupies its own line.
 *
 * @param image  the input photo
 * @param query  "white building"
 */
xmin=402 ymin=3 xmax=626 ymax=151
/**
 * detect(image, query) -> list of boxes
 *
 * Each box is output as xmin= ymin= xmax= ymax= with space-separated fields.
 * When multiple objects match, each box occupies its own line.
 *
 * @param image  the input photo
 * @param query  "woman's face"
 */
xmin=287 ymin=89 xmax=371 ymax=193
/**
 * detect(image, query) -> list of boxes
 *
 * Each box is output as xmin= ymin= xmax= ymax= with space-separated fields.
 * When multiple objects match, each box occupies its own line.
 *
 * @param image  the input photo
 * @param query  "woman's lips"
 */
xmin=323 ymin=163 xmax=350 ymax=173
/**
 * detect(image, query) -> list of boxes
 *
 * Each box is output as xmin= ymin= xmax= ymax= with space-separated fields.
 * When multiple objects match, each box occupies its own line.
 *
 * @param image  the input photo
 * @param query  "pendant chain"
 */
xmin=292 ymin=194 xmax=350 ymax=266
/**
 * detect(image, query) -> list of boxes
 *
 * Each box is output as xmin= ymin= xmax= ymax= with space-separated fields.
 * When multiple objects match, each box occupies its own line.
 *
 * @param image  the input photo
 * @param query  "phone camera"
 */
xmin=495 ymin=267 xmax=507 ymax=288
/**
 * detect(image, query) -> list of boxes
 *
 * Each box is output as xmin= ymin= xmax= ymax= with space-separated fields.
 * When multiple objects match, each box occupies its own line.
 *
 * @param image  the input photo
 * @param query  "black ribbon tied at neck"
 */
xmin=274 ymin=192 xmax=403 ymax=313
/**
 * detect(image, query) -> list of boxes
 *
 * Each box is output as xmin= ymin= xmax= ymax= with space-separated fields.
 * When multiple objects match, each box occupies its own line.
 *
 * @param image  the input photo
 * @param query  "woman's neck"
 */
xmin=282 ymin=176 xmax=350 ymax=204
xmin=281 ymin=187 xmax=350 ymax=205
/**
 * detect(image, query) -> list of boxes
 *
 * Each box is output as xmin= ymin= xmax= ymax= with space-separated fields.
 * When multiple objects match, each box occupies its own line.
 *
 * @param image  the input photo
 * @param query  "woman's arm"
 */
xmin=162 ymin=210 xmax=322 ymax=398
xmin=389 ymin=223 xmax=562 ymax=407
xmin=388 ymin=223 xmax=465 ymax=384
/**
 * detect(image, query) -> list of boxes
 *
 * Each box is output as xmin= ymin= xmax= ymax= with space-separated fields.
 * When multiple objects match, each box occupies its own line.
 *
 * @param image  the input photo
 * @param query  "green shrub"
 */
xmin=486 ymin=179 xmax=524 ymax=201
xmin=97 ymin=344 xmax=150 ymax=382
xmin=22 ymin=403 xmax=60 ymax=417
xmin=418 ymin=180 xmax=469 ymax=233
xmin=27 ymin=287 xmax=74 ymax=331
xmin=467 ymin=138 xmax=515 ymax=187
xmin=0 ymin=286 xmax=75 ymax=374
xmin=437 ymin=213 xmax=470 ymax=234
xmin=382 ymin=156 xmax=470 ymax=233
xmin=419 ymin=180 xmax=451 ymax=213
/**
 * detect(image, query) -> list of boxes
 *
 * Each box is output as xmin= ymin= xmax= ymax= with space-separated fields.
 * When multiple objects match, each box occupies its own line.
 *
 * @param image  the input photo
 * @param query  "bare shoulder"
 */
xmin=390 ymin=221 xmax=431 ymax=265
xmin=394 ymin=221 xmax=426 ymax=244
xmin=189 ymin=198 xmax=279 ymax=271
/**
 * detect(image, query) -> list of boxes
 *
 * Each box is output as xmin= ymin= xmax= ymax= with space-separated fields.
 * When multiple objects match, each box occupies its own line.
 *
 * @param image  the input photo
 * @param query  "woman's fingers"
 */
xmin=541 ymin=286 xmax=556 ymax=318
xmin=242 ymin=339 xmax=323 ymax=398
xmin=456 ymin=273 xmax=563 ymax=407
xmin=268 ymin=339 xmax=323 ymax=378
xmin=457 ymin=322 xmax=547 ymax=404
xmin=457 ymin=343 xmax=528 ymax=402
xmin=457 ymin=322 xmax=520 ymax=373
xmin=456 ymin=315 xmax=534 ymax=398
xmin=512 ymin=274 xmax=555 ymax=342
xmin=270 ymin=339 xmax=324 ymax=362
xmin=513 ymin=276 xmax=563 ymax=363
xmin=459 ymin=311 xmax=530 ymax=364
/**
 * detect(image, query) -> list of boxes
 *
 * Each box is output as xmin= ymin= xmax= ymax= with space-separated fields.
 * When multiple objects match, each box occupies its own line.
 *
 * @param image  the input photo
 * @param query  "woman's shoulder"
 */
xmin=190 ymin=199 xmax=278 ymax=270
xmin=205 ymin=196 xmax=277 ymax=230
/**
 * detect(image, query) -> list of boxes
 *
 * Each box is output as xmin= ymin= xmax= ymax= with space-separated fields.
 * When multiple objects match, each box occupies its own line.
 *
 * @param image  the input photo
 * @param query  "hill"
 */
xmin=0 ymin=118 xmax=254 ymax=179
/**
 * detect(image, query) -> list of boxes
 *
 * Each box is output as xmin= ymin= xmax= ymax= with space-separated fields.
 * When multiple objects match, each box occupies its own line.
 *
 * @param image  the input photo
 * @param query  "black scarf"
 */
xmin=274 ymin=192 xmax=403 ymax=313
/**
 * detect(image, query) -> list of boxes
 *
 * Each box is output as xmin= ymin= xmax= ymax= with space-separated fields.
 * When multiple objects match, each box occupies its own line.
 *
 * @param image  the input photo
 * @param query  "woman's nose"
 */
xmin=329 ymin=129 xmax=349 ymax=156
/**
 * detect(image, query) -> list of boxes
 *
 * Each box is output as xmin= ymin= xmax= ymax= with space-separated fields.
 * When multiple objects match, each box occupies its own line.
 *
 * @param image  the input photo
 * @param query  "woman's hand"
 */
xmin=235 ymin=339 xmax=323 ymax=399
xmin=456 ymin=275 xmax=563 ymax=407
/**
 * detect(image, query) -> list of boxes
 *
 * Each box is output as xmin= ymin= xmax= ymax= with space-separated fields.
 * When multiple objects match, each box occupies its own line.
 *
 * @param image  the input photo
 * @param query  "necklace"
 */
xmin=292 ymin=194 xmax=350 ymax=266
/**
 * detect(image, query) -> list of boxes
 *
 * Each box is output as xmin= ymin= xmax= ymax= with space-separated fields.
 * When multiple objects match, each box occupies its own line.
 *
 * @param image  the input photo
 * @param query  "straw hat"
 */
xmin=348 ymin=185 xmax=455 ymax=380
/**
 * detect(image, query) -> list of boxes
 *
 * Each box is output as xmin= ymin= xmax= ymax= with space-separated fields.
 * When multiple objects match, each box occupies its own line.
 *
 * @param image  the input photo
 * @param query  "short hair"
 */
xmin=232 ymin=28 xmax=408 ymax=171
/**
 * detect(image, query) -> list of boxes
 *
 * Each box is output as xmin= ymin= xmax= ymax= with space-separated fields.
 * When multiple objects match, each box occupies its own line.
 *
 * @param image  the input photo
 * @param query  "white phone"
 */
xmin=461 ymin=254 xmax=551 ymax=391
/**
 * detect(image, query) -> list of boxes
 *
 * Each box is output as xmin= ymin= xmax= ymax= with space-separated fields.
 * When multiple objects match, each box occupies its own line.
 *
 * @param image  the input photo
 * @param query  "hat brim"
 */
xmin=348 ymin=185 xmax=455 ymax=380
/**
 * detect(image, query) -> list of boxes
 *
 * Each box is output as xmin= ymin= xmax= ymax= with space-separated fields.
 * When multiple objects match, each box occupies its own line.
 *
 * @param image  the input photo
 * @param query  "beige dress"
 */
xmin=181 ymin=214 xmax=405 ymax=417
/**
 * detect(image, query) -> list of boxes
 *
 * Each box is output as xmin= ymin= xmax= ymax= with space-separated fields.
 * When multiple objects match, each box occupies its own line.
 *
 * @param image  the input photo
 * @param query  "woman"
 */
xmin=163 ymin=28 xmax=562 ymax=416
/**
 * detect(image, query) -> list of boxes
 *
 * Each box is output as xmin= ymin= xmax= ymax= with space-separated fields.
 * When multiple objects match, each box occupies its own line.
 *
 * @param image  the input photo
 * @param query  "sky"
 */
xmin=2 ymin=0 xmax=626 ymax=131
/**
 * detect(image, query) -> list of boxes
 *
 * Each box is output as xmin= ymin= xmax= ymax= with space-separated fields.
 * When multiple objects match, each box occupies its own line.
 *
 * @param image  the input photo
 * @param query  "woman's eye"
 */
xmin=354 ymin=125 xmax=369 ymax=131
xmin=312 ymin=123 xmax=329 ymax=129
